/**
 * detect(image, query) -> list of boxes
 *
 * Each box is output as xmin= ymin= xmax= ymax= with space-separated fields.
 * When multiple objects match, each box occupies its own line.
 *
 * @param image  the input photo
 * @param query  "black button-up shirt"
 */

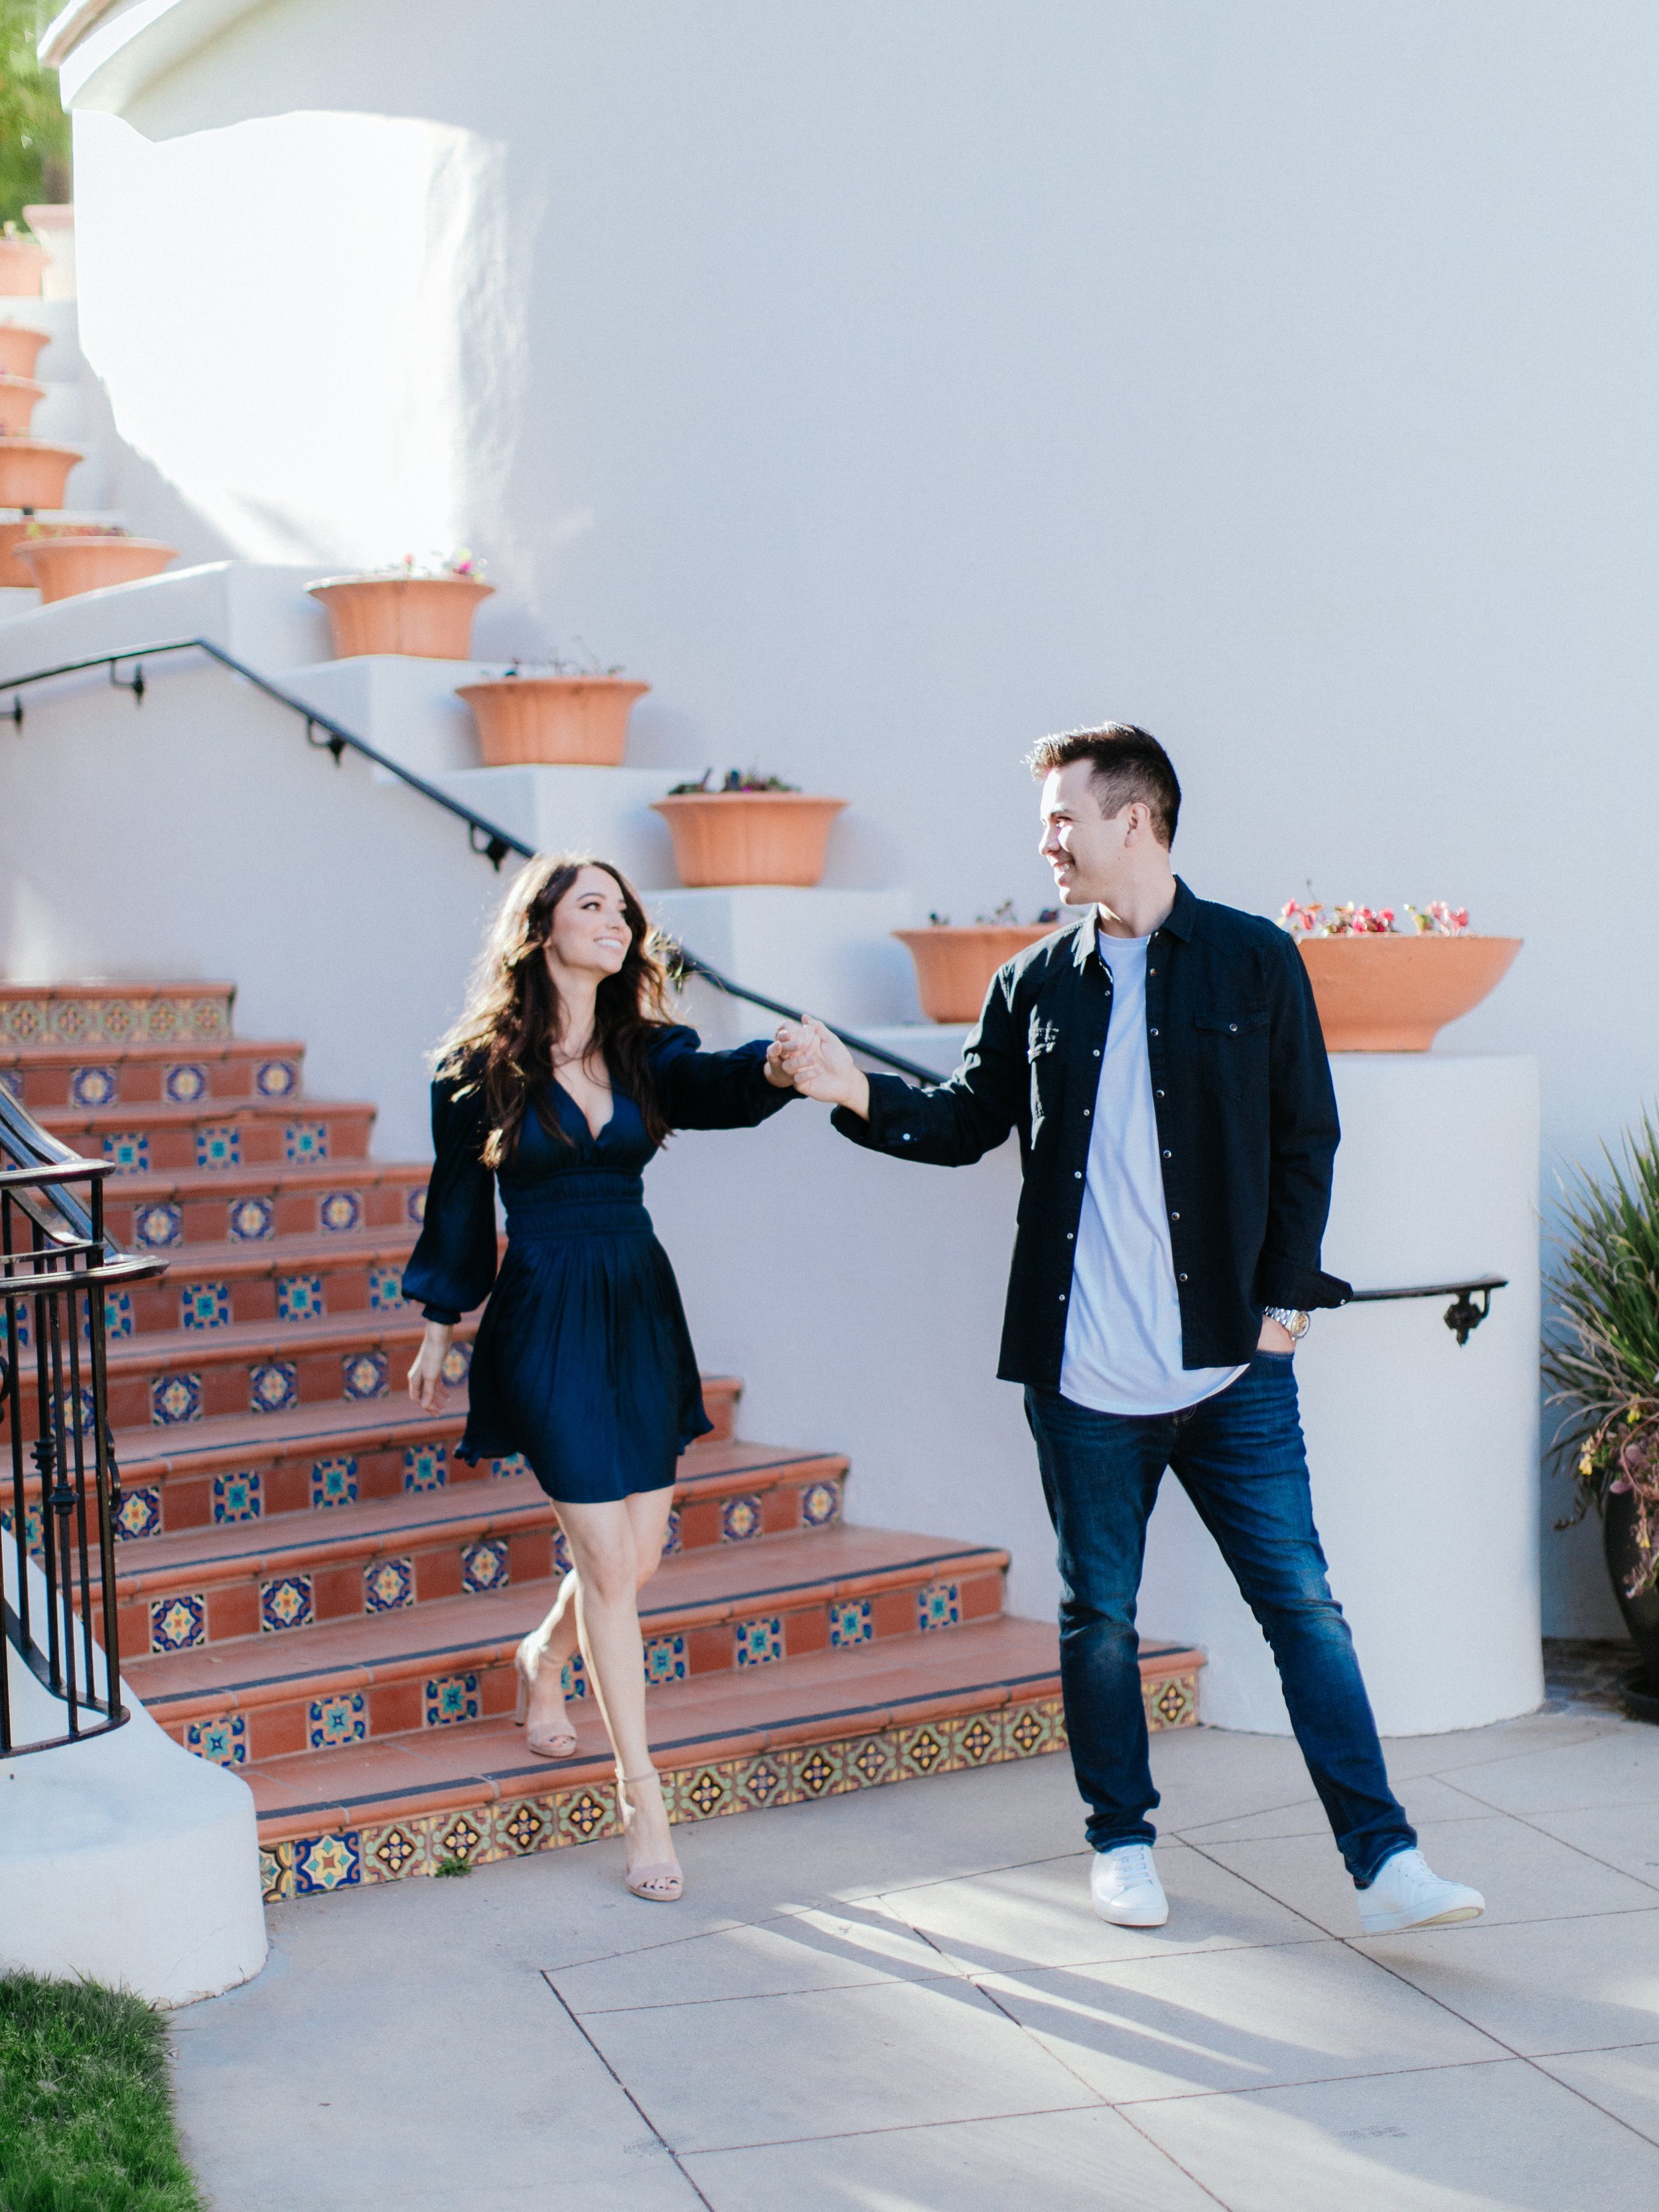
xmin=831 ymin=878 xmax=1351 ymax=1386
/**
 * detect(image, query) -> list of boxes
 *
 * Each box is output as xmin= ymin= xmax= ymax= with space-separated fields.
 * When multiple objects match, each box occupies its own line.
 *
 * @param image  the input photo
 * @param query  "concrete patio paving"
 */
xmin=170 ymin=1700 xmax=1659 ymax=2209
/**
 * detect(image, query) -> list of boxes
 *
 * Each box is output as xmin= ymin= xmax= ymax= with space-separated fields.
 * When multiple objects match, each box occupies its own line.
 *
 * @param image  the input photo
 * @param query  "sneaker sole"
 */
xmin=1092 ymin=1901 xmax=1170 ymax=1927
xmin=1360 ymin=1901 xmax=1484 ymax=1935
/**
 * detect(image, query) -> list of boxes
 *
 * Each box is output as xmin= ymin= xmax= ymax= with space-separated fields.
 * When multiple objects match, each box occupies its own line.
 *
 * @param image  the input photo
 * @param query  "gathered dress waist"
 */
xmin=502 ymin=1171 xmax=651 ymax=1243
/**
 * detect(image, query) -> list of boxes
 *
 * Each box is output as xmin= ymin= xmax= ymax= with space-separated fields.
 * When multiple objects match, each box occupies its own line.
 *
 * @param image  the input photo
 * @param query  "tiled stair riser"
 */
xmin=122 ymin=1256 xmax=415 ymax=1336
xmin=0 ymin=1046 xmax=305 ymax=1113
xmin=255 ymin=1677 xmax=1200 ymax=1900
xmin=37 ymin=1107 xmax=373 ymax=1174
xmin=0 ymin=986 xmax=237 ymax=1050
xmin=101 ymin=1174 xmax=426 ymax=1250
xmin=102 ymin=1322 xmax=475 ymax=1432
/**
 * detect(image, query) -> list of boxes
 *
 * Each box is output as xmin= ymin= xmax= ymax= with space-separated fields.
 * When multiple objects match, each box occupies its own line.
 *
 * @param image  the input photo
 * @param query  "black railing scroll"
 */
xmin=1345 ymin=1275 xmax=1508 ymax=1347
xmin=1 ymin=1101 xmax=165 ymax=1754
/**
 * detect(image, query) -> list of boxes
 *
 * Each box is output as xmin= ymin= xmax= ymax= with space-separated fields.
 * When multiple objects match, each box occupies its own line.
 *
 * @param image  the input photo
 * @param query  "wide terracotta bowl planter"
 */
xmin=457 ymin=675 xmax=650 ymax=766
xmin=0 ymin=376 xmax=45 ymax=436
xmin=0 ymin=237 xmax=46 ymax=297
xmin=1297 ymin=933 xmax=1522 ymax=1051
xmin=308 ymin=575 xmax=494 ymax=659
xmin=650 ymin=793 xmax=847 ymax=886
xmin=14 ymin=535 xmax=177 ymax=602
xmin=0 ymin=326 xmax=49 ymax=379
xmin=0 ymin=439 xmax=80 ymax=509
xmin=895 ymin=925 xmax=1055 ymax=1023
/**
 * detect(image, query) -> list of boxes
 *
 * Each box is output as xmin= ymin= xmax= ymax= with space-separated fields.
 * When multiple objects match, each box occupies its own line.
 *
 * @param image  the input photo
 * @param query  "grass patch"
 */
xmin=0 ymin=1972 xmax=202 ymax=2212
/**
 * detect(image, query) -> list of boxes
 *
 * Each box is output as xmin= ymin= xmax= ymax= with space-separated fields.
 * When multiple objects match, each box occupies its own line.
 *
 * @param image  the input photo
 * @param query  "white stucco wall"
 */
xmin=41 ymin=0 xmax=1659 ymax=1630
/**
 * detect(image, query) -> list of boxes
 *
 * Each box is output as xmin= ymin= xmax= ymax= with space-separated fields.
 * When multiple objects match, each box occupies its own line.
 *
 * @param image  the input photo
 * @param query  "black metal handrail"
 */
xmin=2 ymin=638 xmax=945 ymax=1087
xmin=1345 ymin=1275 xmax=1508 ymax=1346
xmin=0 ymin=1110 xmax=165 ymax=1755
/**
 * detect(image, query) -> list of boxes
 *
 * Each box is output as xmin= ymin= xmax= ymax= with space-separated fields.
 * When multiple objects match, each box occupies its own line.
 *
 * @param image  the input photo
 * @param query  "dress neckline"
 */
xmin=551 ymin=1077 xmax=616 ymax=1146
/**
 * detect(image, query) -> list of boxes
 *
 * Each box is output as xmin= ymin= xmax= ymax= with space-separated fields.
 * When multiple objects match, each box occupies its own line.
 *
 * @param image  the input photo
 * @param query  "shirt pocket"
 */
xmin=1191 ymin=1006 xmax=1269 ymax=1095
xmin=1027 ymin=1014 xmax=1061 ymax=1135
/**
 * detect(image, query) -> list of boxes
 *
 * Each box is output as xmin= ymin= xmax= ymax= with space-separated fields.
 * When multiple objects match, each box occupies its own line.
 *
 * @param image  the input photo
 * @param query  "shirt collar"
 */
xmin=1070 ymin=876 xmax=1196 ymax=968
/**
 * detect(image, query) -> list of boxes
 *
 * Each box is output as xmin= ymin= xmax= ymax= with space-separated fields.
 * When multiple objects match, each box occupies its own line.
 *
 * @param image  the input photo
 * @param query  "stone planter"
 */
xmin=1296 ymin=933 xmax=1522 ymax=1052
xmin=0 ymin=234 xmax=46 ymax=297
xmin=0 ymin=325 xmax=49 ymax=379
xmin=0 ymin=376 xmax=44 ymax=436
xmin=307 ymin=575 xmax=494 ymax=659
xmin=457 ymin=675 xmax=650 ymax=766
xmin=13 ymin=534 xmax=177 ymax=602
xmin=0 ymin=438 xmax=80 ymax=509
xmin=1603 ymin=1487 xmax=1659 ymax=1720
xmin=895 ymin=925 xmax=1055 ymax=1023
xmin=650 ymin=793 xmax=847 ymax=886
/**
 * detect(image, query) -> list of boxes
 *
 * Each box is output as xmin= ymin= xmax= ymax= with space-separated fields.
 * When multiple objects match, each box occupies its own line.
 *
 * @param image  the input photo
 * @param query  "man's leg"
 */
xmin=1168 ymin=1354 xmax=1415 ymax=1885
xmin=1024 ymin=1386 xmax=1170 ymax=1854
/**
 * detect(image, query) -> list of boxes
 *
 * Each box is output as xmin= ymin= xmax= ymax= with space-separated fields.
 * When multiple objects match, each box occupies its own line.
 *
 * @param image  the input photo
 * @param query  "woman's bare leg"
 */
xmin=524 ymin=1489 xmax=674 ymax=1736
xmin=555 ymin=1495 xmax=678 ymax=1874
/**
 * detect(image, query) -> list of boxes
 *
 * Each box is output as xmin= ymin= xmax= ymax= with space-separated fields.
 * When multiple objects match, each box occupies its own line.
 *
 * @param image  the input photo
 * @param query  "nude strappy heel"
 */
xmin=616 ymin=1767 xmax=683 ymax=1901
xmin=514 ymin=1631 xmax=578 ymax=1760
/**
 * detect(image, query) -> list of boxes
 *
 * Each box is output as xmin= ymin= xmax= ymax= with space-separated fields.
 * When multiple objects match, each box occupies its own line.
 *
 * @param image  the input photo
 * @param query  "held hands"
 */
xmin=407 ymin=1320 xmax=455 ymax=1413
xmin=767 ymin=1018 xmax=869 ymax=1119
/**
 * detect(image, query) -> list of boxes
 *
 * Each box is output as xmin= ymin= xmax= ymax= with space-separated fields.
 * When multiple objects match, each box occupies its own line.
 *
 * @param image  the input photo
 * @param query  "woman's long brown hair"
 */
xmin=435 ymin=854 xmax=678 ymax=1166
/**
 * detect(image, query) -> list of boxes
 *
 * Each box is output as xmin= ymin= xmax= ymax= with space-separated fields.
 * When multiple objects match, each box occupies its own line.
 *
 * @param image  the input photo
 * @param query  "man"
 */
xmin=776 ymin=725 xmax=1482 ymax=1935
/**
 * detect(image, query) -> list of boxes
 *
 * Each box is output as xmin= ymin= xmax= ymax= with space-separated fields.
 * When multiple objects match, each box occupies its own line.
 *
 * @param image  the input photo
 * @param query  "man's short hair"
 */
xmin=1026 ymin=723 xmax=1181 ymax=847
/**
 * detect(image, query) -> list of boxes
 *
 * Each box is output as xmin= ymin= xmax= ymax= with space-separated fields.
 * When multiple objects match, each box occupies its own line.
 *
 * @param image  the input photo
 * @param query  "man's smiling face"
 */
xmin=1039 ymin=760 xmax=1134 ymax=906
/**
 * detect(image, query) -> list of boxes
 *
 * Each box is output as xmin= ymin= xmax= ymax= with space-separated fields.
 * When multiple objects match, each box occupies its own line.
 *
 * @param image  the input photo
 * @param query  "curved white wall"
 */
xmin=52 ymin=0 xmax=1659 ymax=1631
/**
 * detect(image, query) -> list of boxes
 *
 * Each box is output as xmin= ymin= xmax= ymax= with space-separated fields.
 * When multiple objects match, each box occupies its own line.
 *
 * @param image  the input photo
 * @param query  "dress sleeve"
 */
xmin=648 ymin=1024 xmax=800 ymax=1132
xmin=401 ymin=1075 xmax=499 ymax=1322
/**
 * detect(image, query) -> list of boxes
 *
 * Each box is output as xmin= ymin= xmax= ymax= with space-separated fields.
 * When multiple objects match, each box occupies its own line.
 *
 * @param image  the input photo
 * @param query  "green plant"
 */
xmin=433 ymin=1854 xmax=473 ymax=1877
xmin=1545 ymin=1110 xmax=1659 ymax=1596
xmin=0 ymin=1971 xmax=204 ymax=2211
xmin=0 ymin=4 xmax=70 ymax=230
xmin=666 ymin=768 xmax=801 ymax=795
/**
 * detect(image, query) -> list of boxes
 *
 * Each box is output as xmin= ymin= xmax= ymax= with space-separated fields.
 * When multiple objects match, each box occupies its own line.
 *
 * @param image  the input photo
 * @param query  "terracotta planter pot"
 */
xmin=13 ymin=534 xmax=177 ymax=602
xmin=457 ymin=675 xmax=650 ymax=766
xmin=650 ymin=793 xmax=847 ymax=886
xmin=307 ymin=575 xmax=494 ymax=659
xmin=895 ymin=925 xmax=1055 ymax=1023
xmin=1297 ymin=933 xmax=1522 ymax=1051
xmin=0 ymin=236 xmax=46 ymax=297
xmin=0 ymin=439 xmax=80 ymax=509
xmin=0 ymin=377 xmax=45 ymax=436
xmin=0 ymin=325 xmax=50 ymax=379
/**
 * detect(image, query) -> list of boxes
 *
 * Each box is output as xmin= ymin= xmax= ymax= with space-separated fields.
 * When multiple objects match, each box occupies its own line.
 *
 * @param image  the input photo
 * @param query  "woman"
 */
xmin=403 ymin=854 xmax=799 ymax=1901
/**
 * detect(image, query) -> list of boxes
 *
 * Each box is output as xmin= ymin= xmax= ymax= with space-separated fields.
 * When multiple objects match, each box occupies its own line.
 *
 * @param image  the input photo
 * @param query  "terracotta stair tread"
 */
xmin=104 ymin=1306 xmax=471 ymax=1373
xmin=106 ymin=1378 xmax=741 ymax=1482
xmin=138 ymin=1227 xmax=427 ymax=1280
xmin=127 ymin=1524 xmax=1011 ymax=1711
xmin=113 ymin=1442 xmax=847 ymax=1587
xmin=240 ymin=1616 xmax=1192 ymax=1831
xmin=98 ymin=1159 xmax=427 ymax=1203
xmin=38 ymin=1095 xmax=377 ymax=1134
xmin=0 ymin=1039 xmax=303 ymax=1068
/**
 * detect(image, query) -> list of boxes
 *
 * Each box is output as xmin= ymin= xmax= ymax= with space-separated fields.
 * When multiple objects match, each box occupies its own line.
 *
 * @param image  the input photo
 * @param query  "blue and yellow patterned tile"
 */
xmin=163 ymin=1062 xmax=208 ymax=1104
xmin=284 ymin=1121 xmax=328 ymax=1164
xmin=720 ymin=1493 xmax=762 ymax=1543
xmin=407 ymin=1188 xmax=427 ymax=1225
xmin=102 ymin=1131 xmax=149 ymax=1175
xmin=734 ymin=1616 xmax=784 ymax=1667
xmin=150 ymin=1591 xmax=206 ymax=1651
xmin=954 ymin=1709 xmax=1002 ymax=1768
xmin=318 ymin=1190 xmax=362 ymax=1234
xmin=667 ymin=1762 xmax=742 ymax=1824
xmin=491 ymin=1452 xmax=530 ymax=1480
xmin=293 ymin=1831 xmax=362 ymax=1894
xmin=150 ymin=1372 xmax=203 ymax=1426
xmin=642 ymin=1632 xmax=686 ymax=1686
xmin=180 ymin=1281 xmax=231 ymax=1330
xmin=255 ymin=1058 xmax=299 ymax=1098
xmin=800 ymin=1478 xmax=841 ymax=1527
xmin=895 ymin=1722 xmax=955 ymax=1780
xmin=492 ymin=1794 xmax=557 ymax=1860
xmin=184 ymin=1712 xmax=246 ymax=1765
xmin=402 ymin=1442 xmax=446 ymax=1492
xmin=368 ymin=1266 xmax=406 ymax=1312
xmin=70 ymin=1065 xmax=117 ymax=1107
xmin=1144 ymin=1671 xmax=1198 ymax=1732
xmin=439 ymin=1342 xmax=471 ymax=1387
xmin=212 ymin=1468 xmax=262 ymax=1523
xmin=360 ymin=1819 xmax=431 ymax=1884
xmin=275 ymin=1274 xmax=325 ymax=1322
xmin=731 ymin=1752 xmax=799 ymax=1812
xmin=555 ymin=1779 xmax=618 ymax=1846
xmin=423 ymin=1671 xmax=479 ymax=1727
xmin=660 ymin=1508 xmax=682 ymax=1557
xmin=250 ymin=1361 xmax=298 ymax=1415
xmin=916 ymin=1580 xmax=961 ymax=1633
xmin=259 ymin=1841 xmax=295 ymax=1903
xmin=1004 ymin=1701 xmax=1052 ymax=1762
xmin=342 ymin=1350 xmax=388 ymax=1401
xmin=195 ymin=1125 xmax=240 ymax=1171
xmin=134 ymin=1202 xmax=183 ymax=1249
xmin=786 ymin=1742 xmax=846 ymax=1800
xmin=307 ymin=1691 xmax=366 ymax=1749
xmin=461 ymin=1538 xmax=510 ymax=1594
xmin=433 ymin=1805 xmax=495 ymax=1868
xmin=115 ymin=1485 xmax=162 ymax=1541
xmin=310 ymin=1456 xmax=357 ymax=1509
xmin=98 ymin=1289 xmax=134 ymax=1341
xmin=843 ymin=1734 xmax=898 ymax=1791
xmin=829 ymin=1598 xmax=872 ymax=1649
xmin=228 ymin=1196 xmax=275 ymax=1241
xmin=559 ymin=1651 xmax=588 ymax=1700
xmin=364 ymin=1556 xmax=413 ymax=1613
xmin=260 ymin=1574 xmax=313 ymax=1633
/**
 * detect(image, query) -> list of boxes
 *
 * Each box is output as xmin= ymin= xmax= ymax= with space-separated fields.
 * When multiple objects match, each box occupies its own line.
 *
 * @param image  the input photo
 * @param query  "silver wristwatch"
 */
xmin=1263 ymin=1306 xmax=1311 ymax=1341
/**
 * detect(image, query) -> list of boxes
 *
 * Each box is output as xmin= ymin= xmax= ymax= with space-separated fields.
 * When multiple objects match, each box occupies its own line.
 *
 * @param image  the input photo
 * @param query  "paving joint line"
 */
xmin=540 ymin=1970 xmax=716 ymax=2210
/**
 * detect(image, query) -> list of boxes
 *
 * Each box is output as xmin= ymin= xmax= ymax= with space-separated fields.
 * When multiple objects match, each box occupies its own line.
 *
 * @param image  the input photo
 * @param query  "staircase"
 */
xmin=1 ymin=980 xmax=1202 ymax=1902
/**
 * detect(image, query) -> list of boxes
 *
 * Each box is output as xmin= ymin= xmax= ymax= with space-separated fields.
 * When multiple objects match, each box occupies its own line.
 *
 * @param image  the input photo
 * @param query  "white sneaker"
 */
xmin=1358 ymin=1846 xmax=1484 ymax=1935
xmin=1090 ymin=1843 xmax=1169 ymax=1927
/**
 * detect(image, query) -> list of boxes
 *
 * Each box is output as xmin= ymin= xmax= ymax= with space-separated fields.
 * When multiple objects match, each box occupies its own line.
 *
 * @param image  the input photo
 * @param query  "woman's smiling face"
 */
xmin=544 ymin=864 xmax=633 ymax=981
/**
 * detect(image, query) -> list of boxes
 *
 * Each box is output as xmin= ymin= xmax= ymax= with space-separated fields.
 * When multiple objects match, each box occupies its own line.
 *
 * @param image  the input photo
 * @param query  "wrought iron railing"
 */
xmin=1 ymin=1100 xmax=165 ymax=1753
xmin=1345 ymin=1275 xmax=1508 ymax=1346
xmin=0 ymin=639 xmax=945 ymax=1086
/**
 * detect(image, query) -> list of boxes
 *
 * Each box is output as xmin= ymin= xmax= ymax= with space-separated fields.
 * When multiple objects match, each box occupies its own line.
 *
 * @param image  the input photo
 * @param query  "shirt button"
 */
xmin=1171 ymin=1210 xmax=1181 ymax=1221
xmin=1162 ymin=1148 xmax=1172 ymax=1160
xmin=1149 ymin=1027 xmax=1159 ymax=1038
xmin=1092 ymin=1048 xmax=1101 ymax=1058
xmin=1228 ymin=1022 xmax=1238 ymax=1033
xmin=1178 ymin=1272 xmax=1189 ymax=1283
xmin=1066 ymin=1231 xmax=1074 ymax=1241
xmin=1074 ymin=1170 xmax=1082 ymax=1180
xmin=1155 ymin=1089 xmax=1165 ymax=1099
xmin=1082 ymin=1107 xmax=1091 ymax=1117
xmin=1058 ymin=1292 xmax=1066 ymax=1302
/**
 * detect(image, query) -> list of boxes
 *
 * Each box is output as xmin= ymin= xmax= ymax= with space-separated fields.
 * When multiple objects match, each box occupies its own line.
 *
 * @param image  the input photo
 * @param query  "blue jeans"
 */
xmin=1025 ymin=1355 xmax=1415 ymax=1886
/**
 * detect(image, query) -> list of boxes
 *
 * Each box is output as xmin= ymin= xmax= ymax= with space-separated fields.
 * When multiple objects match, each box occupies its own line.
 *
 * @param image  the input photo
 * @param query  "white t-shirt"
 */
xmin=1058 ymin=925 xmax=1248 ymax=1417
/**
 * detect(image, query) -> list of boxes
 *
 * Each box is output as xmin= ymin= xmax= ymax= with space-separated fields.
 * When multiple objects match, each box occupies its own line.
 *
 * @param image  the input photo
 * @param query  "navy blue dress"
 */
xmin=402 ymin=1026 xmax=794 ymax=1505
